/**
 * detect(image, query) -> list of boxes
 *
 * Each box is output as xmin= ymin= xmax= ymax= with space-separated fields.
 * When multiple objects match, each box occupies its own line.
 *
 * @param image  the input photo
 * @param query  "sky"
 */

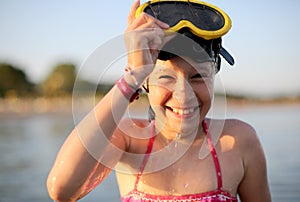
xmin=0 ymin=0 xmax=300 ymax=98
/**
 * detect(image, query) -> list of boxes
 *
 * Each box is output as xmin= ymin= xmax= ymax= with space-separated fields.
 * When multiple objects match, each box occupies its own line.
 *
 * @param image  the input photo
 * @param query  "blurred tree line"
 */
xmin=0 ymin=62 xmax=113 ymax=98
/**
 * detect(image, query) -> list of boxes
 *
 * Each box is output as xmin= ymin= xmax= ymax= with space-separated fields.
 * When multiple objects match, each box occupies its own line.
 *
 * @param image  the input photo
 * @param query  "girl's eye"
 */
xmin=191 ymin=74 xmax=204 ymax=79
xmin=159 ymin=75 xmax=175 ymax=80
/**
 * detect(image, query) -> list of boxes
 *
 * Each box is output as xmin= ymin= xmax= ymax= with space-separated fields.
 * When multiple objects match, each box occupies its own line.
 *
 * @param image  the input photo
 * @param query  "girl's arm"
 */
xmin=46 ymin=0 xmax=170 ymax=201
xmin=47 ymin=86 xmax=129 ymax=202
xmin=237 ymin=122 xmax=271 ymax=202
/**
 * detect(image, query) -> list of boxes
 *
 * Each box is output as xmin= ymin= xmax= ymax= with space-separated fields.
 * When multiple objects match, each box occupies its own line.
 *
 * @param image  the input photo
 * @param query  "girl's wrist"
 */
xmin=123 ymin=65 xmax=152 ymax=89
xmin=117 ymin=64 xmax=153 ymax=103
xmin=123 ymin=66 xmax=141 ymax=90
xmin=116 ymin=75 xmax=142 ymax=103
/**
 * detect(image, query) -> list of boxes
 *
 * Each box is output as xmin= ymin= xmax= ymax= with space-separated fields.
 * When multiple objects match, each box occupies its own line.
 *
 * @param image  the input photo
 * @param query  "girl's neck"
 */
xmin=154 ymin=121 xmax=206 ymax=145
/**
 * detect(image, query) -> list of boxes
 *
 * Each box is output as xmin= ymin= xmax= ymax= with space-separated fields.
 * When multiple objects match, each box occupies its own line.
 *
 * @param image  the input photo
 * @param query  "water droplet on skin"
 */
xmin=168 ymin=189 xmax=176 ymax=195
xmin=58 ymin=160 xmax=65 ymax=168
xmin=174 ymin=133 xmax=181 ymax=148
xmin=137 ymin=184 xmax=143 ymax=191
xmin=50 ymin=177 xmax=57 ymax=193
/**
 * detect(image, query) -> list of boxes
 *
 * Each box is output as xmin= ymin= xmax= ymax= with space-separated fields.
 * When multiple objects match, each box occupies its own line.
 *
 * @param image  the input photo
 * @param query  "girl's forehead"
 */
xmin=154 ymin=58 xmax=214 ymax=74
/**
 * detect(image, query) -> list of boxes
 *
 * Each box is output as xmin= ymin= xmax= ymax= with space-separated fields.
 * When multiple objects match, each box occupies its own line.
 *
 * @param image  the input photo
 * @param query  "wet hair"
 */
xmin=158 ymin=28 xmax=222 ymax=72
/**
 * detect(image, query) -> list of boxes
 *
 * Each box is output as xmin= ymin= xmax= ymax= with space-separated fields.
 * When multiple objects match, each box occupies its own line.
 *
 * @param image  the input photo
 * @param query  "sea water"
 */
xmin=0 ymin=103 xmax=299 ymax=202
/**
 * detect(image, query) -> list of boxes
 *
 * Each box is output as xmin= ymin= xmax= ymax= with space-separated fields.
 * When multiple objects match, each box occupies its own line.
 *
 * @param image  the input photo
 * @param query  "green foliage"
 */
xmin=72 ymin=80 xmax=114 ymax=96
xmin=0 ymin=62 xmax=114 ymax=98
xmin=40 ymin=63 xmax=76 ymax=96
xmin=0 ymin=63 xmax=34 ymax=97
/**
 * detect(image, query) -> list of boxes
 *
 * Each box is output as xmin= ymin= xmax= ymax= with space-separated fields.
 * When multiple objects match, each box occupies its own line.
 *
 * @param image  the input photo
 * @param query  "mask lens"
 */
xmin=143 ymin=2 xmax=225 ymax=31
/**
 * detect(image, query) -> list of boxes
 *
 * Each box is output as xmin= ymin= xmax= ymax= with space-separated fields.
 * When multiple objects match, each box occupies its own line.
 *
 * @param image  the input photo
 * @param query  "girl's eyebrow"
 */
xmin=154 ymin=67 xmax=175 ymax=75
xmin=193 ymin=65 xmax=214 ymax=75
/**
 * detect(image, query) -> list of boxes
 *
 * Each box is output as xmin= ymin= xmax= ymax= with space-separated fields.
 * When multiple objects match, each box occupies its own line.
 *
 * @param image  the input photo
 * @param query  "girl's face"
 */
xmin=148 ymin=57 xmax=215 ymax=138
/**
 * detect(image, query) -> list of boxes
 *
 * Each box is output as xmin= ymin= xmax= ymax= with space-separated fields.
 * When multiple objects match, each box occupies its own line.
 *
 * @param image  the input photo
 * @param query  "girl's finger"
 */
xmin=130 ymin=11 xmax=169 ymax=31
xmin=141 ymin=13 xmax=169 ymax=29
xmin=127 ymin=0 xmax=140 ymax=26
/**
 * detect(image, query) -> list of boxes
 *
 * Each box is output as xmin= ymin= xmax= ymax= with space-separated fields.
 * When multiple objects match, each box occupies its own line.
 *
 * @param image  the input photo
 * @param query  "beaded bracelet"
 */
xmin=125 ymin=66 xmax=140 ymax=87
xmin=116 ymin=76 xmax=142 ymax=103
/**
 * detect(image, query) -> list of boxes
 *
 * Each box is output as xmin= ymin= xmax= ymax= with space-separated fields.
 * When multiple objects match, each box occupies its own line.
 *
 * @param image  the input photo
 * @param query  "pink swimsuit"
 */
xmin=121 ymin=121 xmax=238 ymax=202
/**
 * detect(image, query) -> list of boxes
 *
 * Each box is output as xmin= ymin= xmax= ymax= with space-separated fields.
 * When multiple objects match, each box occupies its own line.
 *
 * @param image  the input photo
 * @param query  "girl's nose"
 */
xmin=172 ymin=77 xmax=195 ymax=105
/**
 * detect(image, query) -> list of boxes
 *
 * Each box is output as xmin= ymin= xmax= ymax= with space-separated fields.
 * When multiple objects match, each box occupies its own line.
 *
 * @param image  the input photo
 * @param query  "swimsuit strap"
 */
xmin=133 ymin=120 xmax=155 ymax=191
xmin=133 ymin=120 xmax=223 ymax=191
xmin=202 ymin=120 xmax=223 ymax=190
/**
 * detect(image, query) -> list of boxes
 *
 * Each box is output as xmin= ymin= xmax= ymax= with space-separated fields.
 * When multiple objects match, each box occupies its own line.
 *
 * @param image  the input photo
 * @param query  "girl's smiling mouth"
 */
xmin=164 ymin=105 xmax=199 ymax=117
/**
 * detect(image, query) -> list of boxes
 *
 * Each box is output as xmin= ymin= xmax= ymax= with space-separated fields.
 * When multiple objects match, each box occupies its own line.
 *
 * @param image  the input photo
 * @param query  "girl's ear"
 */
xmin=142 ymin=78 xmax=150 ymax=93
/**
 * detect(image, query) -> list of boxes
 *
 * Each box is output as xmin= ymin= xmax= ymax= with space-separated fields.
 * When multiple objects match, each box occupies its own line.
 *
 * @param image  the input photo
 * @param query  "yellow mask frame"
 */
xmin=135 ymin=0 xmax=232 ymax=40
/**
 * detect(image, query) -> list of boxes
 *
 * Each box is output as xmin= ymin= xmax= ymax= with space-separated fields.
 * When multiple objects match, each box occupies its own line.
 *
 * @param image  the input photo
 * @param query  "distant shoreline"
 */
xmin=225 ymin=95 xmax=300 ymax=106
xmin=0 ymin=95 xmax=299 ymax=116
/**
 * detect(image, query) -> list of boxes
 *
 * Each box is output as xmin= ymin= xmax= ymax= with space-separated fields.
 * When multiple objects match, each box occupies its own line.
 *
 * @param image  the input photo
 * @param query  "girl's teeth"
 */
xmin=172 ymin=108 xmax=194 ymax=115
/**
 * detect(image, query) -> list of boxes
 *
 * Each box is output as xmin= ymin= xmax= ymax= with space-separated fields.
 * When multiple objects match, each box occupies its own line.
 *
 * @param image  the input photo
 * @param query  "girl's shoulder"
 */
xmin=223 ymin=118 xmax=259 ymax=142
xmin=215 ymin=118 xmax=263 ymax=156
xmin=116 ymin=118 xmax=152 ymax=152
xmin=224 ymin=119 xmax=257 ymax=135
xmin=118 ymin=118 xmax=151 ymax=136
xmin=209 ymin=118 xmax=258 ymax=138
xmin=207 ymin=118 xmax=261 ymax=152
